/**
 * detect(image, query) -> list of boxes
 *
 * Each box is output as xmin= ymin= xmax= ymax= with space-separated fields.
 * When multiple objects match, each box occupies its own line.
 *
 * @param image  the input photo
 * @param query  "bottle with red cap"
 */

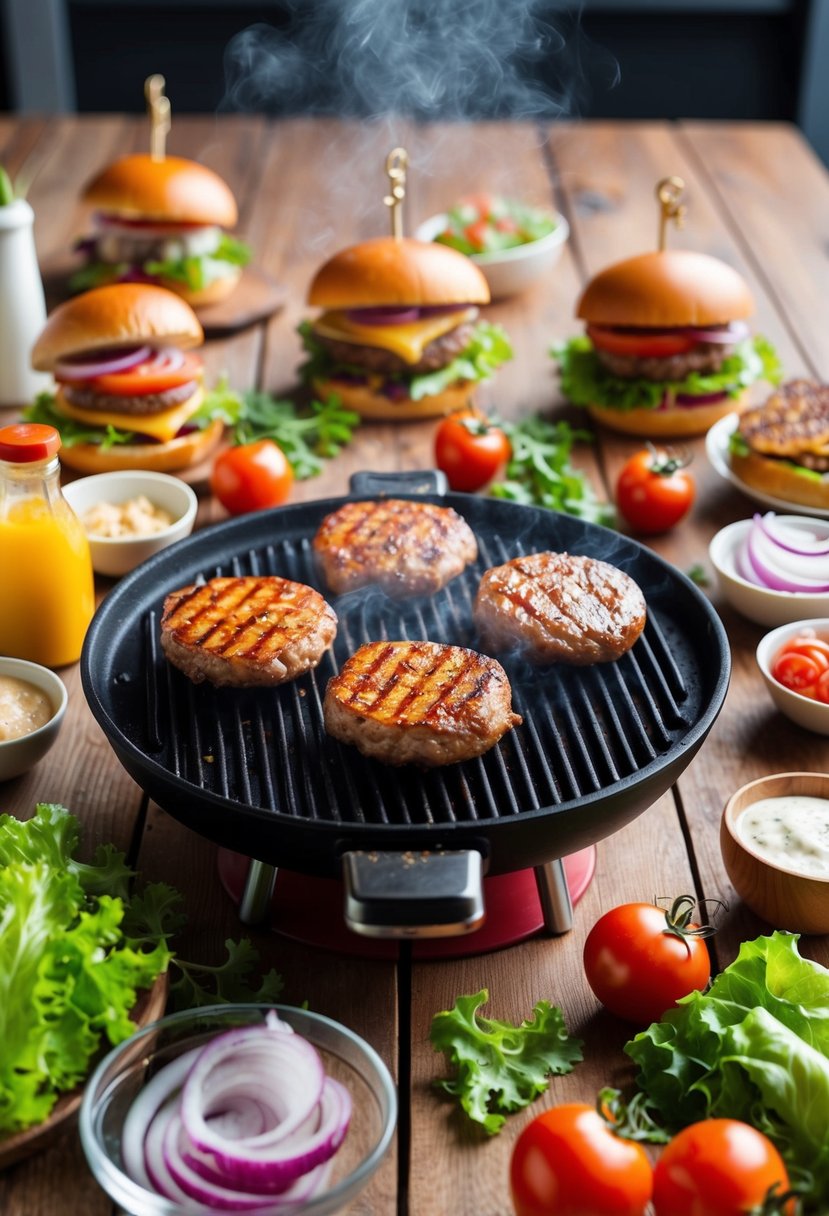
xmin=0 ymin=422 xmax=94 ymax=666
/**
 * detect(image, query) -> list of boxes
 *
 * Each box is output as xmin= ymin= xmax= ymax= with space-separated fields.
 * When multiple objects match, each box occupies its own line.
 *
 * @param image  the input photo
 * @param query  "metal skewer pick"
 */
xmin=656 ymin=176 xmax=686 ymax=251
xmin=384 ymin=147 xmax=409 ymax=240
xmin=145 ymin=74 xmax=171 ymax=162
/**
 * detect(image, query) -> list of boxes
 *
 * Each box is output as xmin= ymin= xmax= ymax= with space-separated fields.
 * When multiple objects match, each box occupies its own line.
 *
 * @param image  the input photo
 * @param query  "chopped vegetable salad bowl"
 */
xmin=79 ymin=1004 xmax=397 ymax=1215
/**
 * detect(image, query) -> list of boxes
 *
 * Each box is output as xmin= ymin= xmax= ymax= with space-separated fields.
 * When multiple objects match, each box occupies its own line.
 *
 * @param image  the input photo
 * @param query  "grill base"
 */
xmin=216 ymin=847 xmax=596 ymax=959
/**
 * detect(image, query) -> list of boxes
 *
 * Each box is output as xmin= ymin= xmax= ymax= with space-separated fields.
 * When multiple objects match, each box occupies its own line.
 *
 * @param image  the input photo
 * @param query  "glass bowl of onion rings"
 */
xmin=79 ymin=1004 xmax=397 ymax=1215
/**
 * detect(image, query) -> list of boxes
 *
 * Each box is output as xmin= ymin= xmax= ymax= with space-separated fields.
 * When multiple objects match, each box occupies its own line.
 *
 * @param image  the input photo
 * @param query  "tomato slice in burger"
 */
xmin=86 ymin=351 xmax=203 ymax=396
xmin=586 ymin=324 xmax=697 ymax=358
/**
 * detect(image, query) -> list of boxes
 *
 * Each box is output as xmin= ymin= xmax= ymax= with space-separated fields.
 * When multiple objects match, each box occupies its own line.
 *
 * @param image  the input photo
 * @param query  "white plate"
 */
xmin=706 ymin=413 xmax=829 ymax=520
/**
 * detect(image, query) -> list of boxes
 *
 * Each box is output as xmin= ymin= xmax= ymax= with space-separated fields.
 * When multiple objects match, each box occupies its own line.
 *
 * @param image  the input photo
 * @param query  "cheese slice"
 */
xmin=313 ymin=307 xmax=478 ymax=365
xmin=57 ymin=385 xmax=205 ymax=444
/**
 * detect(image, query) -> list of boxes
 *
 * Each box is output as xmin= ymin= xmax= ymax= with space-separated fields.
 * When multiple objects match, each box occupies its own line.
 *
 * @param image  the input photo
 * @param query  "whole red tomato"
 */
xmin=583 ymin=897 xmax=712 ymax=1025
xmin=652 ymin=1119 xmax=796 ymax=1216
xmin=434 ymin=411 xmax=511 ymax=493
xmin=210 ymin=439 xmax=294 ymax=515
xmin=510 ymin=1103 xmax=653 ymax=1216
xmin=616 ymin=446 xmax=695 ymax=534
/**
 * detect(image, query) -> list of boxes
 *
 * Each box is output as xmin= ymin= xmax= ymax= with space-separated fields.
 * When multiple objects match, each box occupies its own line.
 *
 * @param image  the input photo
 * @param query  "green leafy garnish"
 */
xmin=554 ymin=335 xmax=782 ymax=412
xmin=430 ymin=988 xmax=582 ymax=1135
xmin=145 ymin=234 xmax=251 ymax=292
xmin=686 ymin=563 xmax=710 ymax=587
xmin=490 ymin=415 xmax=615 ymax=526
xmin=229 ymin=390 xmax=360 ymax=480
xmin=23 ymin=391 xmax=137 ymax=450
xmin=626 ymin=932 xmax=829 ymax=1208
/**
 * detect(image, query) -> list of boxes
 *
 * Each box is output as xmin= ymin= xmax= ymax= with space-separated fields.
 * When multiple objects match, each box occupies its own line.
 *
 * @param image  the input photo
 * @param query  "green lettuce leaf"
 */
xmin=145 ymin=234 xmax=251 ymax=292
xmin=626 ymin=932 xmax=829 ymax=1206
xmin=430 ymin=988 xmax=582 ymax=1135
xmin=22 ymin=392 xmax=137 ymax=450
xmin=554 ymin=335 xmax=782 ymax=412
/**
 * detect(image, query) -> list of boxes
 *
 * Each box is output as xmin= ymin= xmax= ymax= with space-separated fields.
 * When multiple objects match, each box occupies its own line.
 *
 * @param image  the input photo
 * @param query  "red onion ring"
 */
xmin=742 ymin=513 xmax=829 ymax=592
xmin=756 ymin=511 xmax=829 ymax=557
xmin=346 ymin=303 xmax=473 ymax=326
xmin=673 ymin=390 xmax=730 ymax=406
xmin=677 ymin=321 xmax=749 ymax=344
xmin=54 ymin=345 xmax=152 ymax=381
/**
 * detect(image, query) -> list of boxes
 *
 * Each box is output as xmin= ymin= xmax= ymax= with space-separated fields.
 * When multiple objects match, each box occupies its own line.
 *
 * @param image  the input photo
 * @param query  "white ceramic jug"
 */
xmin=0 ymin=198 xmax=50 ymax=407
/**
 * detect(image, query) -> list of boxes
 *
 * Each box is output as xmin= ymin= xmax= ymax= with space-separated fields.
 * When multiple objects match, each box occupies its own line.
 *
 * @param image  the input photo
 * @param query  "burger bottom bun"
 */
xmin=58 ymin=417 xmax=224 ymax=475
xmin=731 ymin=449 xmax=829 ymax=510
xmin=586 ymin=390 xmax=749 ymax=438
xmin=312 ymin=376 xmax=477 ymax=422
xmin=158 ymin=267 xmax=242 ymax=308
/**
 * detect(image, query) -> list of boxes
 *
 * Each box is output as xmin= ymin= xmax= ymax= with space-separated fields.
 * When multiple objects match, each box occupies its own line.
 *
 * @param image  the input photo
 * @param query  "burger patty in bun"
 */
xmin=730 ymin=379 xmax=829 ymax=508
xmin=300 ymin=237 xmax=512 ymax=422
xmin=556 ymin=250 xmax=781 ymax=438
xmin=24 ymin=283 xmax=231 ymax=474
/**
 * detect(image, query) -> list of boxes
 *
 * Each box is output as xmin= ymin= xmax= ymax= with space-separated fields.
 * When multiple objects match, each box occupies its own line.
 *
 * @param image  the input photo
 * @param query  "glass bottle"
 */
xmin=0 ymin=423 xmax=94 ymax=666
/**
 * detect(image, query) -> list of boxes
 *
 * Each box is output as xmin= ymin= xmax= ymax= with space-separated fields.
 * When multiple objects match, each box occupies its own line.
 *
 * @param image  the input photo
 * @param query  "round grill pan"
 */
xmin=81 ymin=476 xmax=730 ymax=879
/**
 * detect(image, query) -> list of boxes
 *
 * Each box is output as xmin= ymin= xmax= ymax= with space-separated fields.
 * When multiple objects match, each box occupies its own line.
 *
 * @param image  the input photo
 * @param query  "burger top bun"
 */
xmin=577 ymin=250 xmax=755 ymax=328
xmin=31 ymin=284 xmax=204 ymax=371
xmin=82 ymin=154 xmax=239 ymax=228
xmin=308 ymin=237 xmax=490 ymax=309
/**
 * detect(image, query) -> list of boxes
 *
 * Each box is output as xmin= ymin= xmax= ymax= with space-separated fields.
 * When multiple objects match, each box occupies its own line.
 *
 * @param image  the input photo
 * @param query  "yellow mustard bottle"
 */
xmin=0 ymin=422 xmax=94 ymax=666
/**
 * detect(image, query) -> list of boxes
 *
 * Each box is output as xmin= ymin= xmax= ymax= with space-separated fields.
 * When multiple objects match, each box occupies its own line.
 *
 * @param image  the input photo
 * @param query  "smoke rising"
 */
xmin=220 ymin=0 xmax=608 ymax=122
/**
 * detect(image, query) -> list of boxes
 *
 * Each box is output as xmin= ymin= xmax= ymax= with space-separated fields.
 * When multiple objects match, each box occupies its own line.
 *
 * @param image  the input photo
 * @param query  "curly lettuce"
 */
xmin=554 ymin=334 xmax=781 ymax=412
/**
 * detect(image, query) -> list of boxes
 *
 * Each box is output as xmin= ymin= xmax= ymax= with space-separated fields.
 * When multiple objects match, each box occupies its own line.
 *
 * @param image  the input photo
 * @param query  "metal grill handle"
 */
xmin=349 ymin=469 xmax=448 ymax=496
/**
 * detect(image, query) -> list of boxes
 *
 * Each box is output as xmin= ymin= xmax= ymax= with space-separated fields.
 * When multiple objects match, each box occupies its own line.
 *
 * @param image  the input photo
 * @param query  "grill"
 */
xmin=82 ymin=478 xmax=729 ymax=930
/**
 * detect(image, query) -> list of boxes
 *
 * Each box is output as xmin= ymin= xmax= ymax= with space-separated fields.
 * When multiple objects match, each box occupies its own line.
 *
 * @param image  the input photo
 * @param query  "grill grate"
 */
xmin=139 ymin=528 xmax=693 ymax=830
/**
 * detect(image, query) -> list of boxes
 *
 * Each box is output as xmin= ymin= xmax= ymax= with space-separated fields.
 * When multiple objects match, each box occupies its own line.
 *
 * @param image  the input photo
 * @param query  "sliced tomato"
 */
xmin=587 ymin=325 xmax=697 ymax=358
xmin=463 ymin=219 xmax=490 ymax=252
xmin=816 ymin=670 xmax=829 ymax=704
xmin=771 ymin=651 xmax=821 ymax=693
xmin=84 ymin=351 xmax=203 ymax=396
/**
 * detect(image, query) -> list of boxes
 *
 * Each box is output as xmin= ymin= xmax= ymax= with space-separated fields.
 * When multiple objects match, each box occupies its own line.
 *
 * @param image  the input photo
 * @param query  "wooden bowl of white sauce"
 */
xmin=722 ymin=772 xmax=829 ymax=934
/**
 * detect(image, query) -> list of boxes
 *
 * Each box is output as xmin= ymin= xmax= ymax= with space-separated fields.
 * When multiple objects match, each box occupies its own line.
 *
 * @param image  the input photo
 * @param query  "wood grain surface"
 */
xmin=0 ymin=116 xmax=827 ymax=1216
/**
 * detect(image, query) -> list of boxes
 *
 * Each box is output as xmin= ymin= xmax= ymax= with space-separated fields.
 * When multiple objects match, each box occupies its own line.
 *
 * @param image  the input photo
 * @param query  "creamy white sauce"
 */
xmin=0 ymin=676 xmax=52 ymax=741
xmin=737 ymin=795 xmax=829 ymax=877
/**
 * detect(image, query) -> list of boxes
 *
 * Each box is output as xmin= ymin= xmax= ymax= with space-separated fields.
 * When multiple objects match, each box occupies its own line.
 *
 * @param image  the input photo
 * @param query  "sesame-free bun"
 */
xmin=312 ymin=375 xmax=477 ymax=422
xmin=308 ymin=237 xmax=490 ymax=309
xmin=31 ymin=284 xmax=204 ymax=371
xmin=82 ymin=154 xmax=238 ymax=228
xmin=577 ymin=250 xmax=755 ymax=329
xmin=587 ymin=388 xmax=749 ymax=438
xmin=57 ymin=417 xmax=223 ymax=475
xmin=731 ymin=448 xmax=829 ymax=510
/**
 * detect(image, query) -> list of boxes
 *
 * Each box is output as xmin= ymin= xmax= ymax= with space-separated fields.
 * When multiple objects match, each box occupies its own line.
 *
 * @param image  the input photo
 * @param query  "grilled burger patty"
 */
xmin=160 ymin=575 xmax=337 ymax=687
xmin=595 ymin=344 xmax=732 ymax=382
xmin=324 ymin=640 xmax=521 ymax=767
xmin=474 ymin=552 xmax=647 ymax=665
xmin=313 ymin=322 xmax=475 ymax=376
xmin=313 ymin=499 xmax=478 ymax=597
xmin=737 ymin=379 xmax=829 ymax=459
xmin=63 ymin=380 xmax=199 ymax=416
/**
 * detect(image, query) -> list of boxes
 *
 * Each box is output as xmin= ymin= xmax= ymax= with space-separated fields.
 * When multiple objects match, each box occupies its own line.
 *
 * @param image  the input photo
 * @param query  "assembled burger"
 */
xmin=556 ymin=250 xmax=780 ymax=437
xmin=299 ymin=236 xmax=512 ymax=420
xmin=70 ymin=155 xmax=250 ymax=306
xmin=730 ymin=379 xmax=829 ymax=510
xmin=26 ymin=283 xmax=228 ymax=474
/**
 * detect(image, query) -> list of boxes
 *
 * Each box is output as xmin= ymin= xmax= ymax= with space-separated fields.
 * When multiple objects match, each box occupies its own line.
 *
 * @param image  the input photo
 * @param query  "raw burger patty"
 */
xmin=323 ymin=640 xmax=521 ymax=767
xmin=313 ymin=499 xmax=477 ymax=597
xmin=473 ymin=551 xmax=646 ymax=664
xmin=160 ymin=575 xmax=337 ymax=687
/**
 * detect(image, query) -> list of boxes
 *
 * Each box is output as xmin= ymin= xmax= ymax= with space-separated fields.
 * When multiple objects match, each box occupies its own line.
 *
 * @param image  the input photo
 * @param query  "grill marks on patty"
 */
xmin=313 ymin=499 xmax=478 ymax=597
xmin=324 ymin=640 xmax=521 ymax=766
xmin=474 ymin=552 xmax=647 ymax=664
xmin=313 ymin=322 xmax=475 ymax=375
xmin=63 ymin=380 xmax=199 ymax=416
xmin=160 ymin=575 xmax=337 ymax=687
xmin=738 ymin=379 xmax=829 ymax=460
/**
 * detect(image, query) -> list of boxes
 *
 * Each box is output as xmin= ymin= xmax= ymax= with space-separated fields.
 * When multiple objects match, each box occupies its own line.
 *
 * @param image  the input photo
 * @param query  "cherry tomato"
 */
xmin=210 ymin=439 xmax=294 ymax=515
xmin=82 ymin=352 xmax=203 ymax=396
xmin=583 ymin=898 xmax=711 ymax=1025
xmin=510 ymin=1103 xmax=653 ymax=1216
xmin=463 ymin=219 xmax=490 ymax=252
xmin=615 ymin=447 xmax=695 ymax=535
xmin=434 ymin=411 xmax=511 ymax=493
xmin=587 ymin=324 xmax=696 ymax=359
xmin=652 ymin=1119 xmax=796 ymax=1216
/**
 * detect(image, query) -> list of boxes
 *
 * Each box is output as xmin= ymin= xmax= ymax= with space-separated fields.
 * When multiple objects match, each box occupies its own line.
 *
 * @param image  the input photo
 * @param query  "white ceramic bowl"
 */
xmin=414 ymin=211 xmax=569 ymax=299
xmin=0 ymin=657 xmax=68 ymax=781
xmin=62 ymin=471 xmax=198 ymax=578
xmin=756 ymin=618 xmax=829 ymax=735
xmin=709 ymin=517 xmax=829 ymax=627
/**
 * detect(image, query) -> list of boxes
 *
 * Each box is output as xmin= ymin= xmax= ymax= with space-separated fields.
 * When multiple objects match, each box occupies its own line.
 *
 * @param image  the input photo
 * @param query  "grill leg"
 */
xmin=239 ymin=859 xmax=278 ymax=925
xmin=533 ymin=859 xmax=573 ymax=934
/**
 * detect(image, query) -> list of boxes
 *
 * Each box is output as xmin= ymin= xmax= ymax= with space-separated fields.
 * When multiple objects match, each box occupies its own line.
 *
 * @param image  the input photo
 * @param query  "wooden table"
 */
xmin=1 ymin=115 xmax=828 ymax=1216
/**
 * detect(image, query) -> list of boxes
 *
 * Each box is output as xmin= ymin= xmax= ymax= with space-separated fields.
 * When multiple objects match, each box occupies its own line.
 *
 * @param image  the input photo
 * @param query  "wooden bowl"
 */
xmin=0 ymin=973 xmax=168 ymax=1170
xmin=721 ymin=772 xmax=829 ymax=934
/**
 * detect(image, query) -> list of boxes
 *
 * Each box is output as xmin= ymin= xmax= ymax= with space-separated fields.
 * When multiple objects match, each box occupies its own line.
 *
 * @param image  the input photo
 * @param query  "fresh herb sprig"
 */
xmin=229 ymin=390 xmax=360 ymax=480
xmin=490 ymin=414 xmax=615 ymax=526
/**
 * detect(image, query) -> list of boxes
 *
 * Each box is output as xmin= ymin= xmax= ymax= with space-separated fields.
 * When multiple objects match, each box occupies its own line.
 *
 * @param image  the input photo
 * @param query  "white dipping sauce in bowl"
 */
xmin=737 ymin=795 xmax=829 ymax=877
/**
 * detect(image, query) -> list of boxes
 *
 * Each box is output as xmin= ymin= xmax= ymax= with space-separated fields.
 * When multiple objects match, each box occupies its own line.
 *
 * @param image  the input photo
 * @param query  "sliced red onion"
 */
xmin=756 ymin=511 xmax=829 ymax=557
xmin=677 ymin=321 xmax=749 ymax=344
xmin=674 ymin=390 xmax=730 ymax=406
xmin=742 ymin=513 xmax=829 ymax=592
xmin=54 ymin=345 xmax=152 ymax=381
xmin=144 ymin=347 xmax=186 ymax=373
xmin=347 ymin=307 xmax=420 ymax=326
